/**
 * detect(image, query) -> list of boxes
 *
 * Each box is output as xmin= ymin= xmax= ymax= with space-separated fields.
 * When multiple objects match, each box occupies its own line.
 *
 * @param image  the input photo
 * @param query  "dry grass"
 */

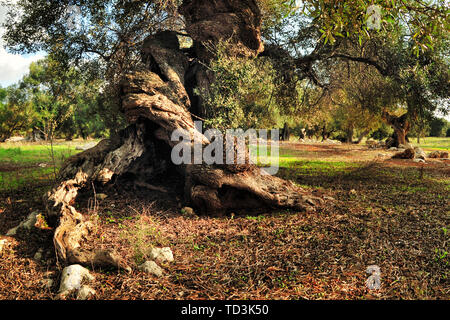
xmin=0 ymin=142 xmax=448 ymax=300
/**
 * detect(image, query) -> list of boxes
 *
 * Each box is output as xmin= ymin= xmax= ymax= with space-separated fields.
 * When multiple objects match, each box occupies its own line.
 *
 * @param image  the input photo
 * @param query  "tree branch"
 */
xmin=328 ymin=54 xmax=390 ymax=77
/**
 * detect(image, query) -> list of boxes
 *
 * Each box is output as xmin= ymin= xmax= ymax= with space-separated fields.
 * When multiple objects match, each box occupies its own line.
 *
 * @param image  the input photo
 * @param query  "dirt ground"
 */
xmin=0 ymin=142 xmax=448 ymax=300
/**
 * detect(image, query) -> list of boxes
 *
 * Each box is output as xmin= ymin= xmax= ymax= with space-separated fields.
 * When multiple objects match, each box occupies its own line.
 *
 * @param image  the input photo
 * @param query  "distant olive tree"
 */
xmin=0 ymin=85 xmax=34 ymax=142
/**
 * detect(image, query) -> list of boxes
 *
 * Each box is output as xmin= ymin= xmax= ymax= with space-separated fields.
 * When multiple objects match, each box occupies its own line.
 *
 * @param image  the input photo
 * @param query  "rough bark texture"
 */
xmin=45 ymin=0 xmax=325 ymax=269
xmin=382 ymin=111 xmax=411 ymax=148
xmin=179 ymin=0 xmax=264 ymax=61
xmin=45 ymin=122 xmax=166 ymax=270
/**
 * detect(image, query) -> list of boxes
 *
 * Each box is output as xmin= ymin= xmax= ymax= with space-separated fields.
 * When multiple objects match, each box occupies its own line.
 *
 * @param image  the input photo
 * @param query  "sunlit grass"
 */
xmin=0 ymin=141 xmax=84 ymax=192
xmin=0 ymin=167 xmax=56 ymax=191
xmin=412 ymin=137 xmax=450 ymax=151
xmin=0 ymin=144 xmax=80 ymax=164
xmin=250 ymin=144 xmax=361 ymax=172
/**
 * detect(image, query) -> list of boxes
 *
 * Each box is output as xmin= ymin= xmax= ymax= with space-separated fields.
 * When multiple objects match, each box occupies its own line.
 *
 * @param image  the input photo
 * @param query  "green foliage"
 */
xmin=2 ymin=0 xmax=448 ymax=140
xmin=295 ymin=0 xmax=448 ymax=55
xmin=198 ymin=41 xmax=288 ymax=130
xmin=24 ymin=57 xmax=100 ymax=140
xmin=0 ymin=85 xmax=34 ymax=142
xmin=370 ymin=123 xmax=394 ymax=141
xmin=429 ymin=118 xmax=449 ymax=137
xmin=3 ymin=56 xmax=108 ymax=140
xmin=119 ymin=216 xmax=167 ymax=265
xmin=2 ymin=0 xmax=180 ymax=134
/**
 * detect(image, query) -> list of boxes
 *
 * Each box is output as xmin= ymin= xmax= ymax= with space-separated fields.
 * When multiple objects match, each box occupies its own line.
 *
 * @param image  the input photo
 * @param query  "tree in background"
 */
xmin=429 ymin=117 xmax=449 ymax=137
xmin=258 ymin=2 xmax=449 ymax=147
xmin=22 ymin=58 xmax=75 ymax=141
xmin=2 ymin=0 xmax=183 ymax=134
xmin=333 ymin=103 xmax=383 ymax=144
xmin=0 ymin=85 xmax=34 ymax=142
xmin=323 ymin=58 xmax=388 ymax=143
xmin=370 ymin=123 xmax=393 ymax=141
xmin=18 ymin=56 xmax=104 ymax=141
xmin=198 ymin=40 xmax=307 ymax=132
xmin=3 ymin=0 xmax=448 ymax=137
xmin=408 ymin=112 xmax=432 ymax=143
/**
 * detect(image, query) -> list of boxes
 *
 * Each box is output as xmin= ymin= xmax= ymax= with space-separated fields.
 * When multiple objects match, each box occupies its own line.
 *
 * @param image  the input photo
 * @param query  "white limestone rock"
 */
xmin=139 ymin=261 xmax=164 ymax=277
xmin=6 ymin=212 xmax=39 ymax=236
xmin=58 ymin=265 xmax=95 ymax=299
xmin=149 ymin=247 xmax=174 ymax=264
xmin=77 ymin=285 xmax=96 ymax=300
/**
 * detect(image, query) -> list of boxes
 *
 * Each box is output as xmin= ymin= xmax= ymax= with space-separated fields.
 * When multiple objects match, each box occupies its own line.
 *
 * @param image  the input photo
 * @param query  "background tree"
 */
xmin=198 ymin=40 xmax=308 ymax=132
xmin=3 ymin=0 xmax=448 ymax=136
xmin=18 ymin=56 xmax=104 ymax=141
xmin=408 ymin=111 xmax=432 ymax=143
xmin=257 ymin=2 xmax=449 ymax=147
xmin=0 ymin=85 xmax=34 ymax=142
xmin=2 ymin=0 xmax=183 ymax=134
xmin=429 ymin=117 xmax=449 ymax=137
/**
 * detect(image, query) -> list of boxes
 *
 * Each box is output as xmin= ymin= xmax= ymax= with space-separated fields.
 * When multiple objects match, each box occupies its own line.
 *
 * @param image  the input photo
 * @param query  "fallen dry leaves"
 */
xmin=0 ymin=144 xmax=448 ymax=300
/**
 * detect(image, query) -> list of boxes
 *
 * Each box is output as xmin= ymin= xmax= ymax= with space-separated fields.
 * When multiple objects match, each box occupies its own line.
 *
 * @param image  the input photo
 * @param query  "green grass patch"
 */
xmin=0 ymin=167 xmax=56 ymax=191
xmin=392 ymin=185 xmax=428 ymax=194
xmin=412 ymin=137 xmax=450 ymax=151
xmin=280 ymin=159 xmax=360 ymax=174
xmin=0 ymin=142 xmax=84 ymax=192
xmin=0 ymin=144 xmax=80 ymax=165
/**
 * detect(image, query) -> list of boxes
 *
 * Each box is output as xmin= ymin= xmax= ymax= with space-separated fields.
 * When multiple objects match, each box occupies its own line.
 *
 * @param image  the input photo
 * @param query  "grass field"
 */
xmin=412 ymin=137 xmax=450 ymax=151
xmin=0 ymin=138 xmax=449 ymax=300
xmin=0 ymin=141 xmax=86 ymax=192
xmin=0 ymin=143 xmax=79 ymax=164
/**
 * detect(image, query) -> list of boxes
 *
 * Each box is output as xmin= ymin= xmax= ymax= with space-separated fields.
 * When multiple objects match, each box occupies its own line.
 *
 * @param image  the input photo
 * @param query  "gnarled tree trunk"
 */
xmin=382 ymin=111 xmax=411 ymax=148
xmin=44 ymin=0 xmax=327 ymax=270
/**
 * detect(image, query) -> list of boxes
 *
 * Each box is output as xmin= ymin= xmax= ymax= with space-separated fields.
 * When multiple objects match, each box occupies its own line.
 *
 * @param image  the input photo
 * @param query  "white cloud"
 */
xmin=0 ymin=47 xmax=45 ymax=86
xmin=0 ymin=0 xmax=45 ymax=87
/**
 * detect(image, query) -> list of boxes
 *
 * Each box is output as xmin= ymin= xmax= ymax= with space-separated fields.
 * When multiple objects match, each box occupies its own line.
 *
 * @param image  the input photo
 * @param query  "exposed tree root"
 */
xmin=44 ymin=0 xmax=328 ymax=270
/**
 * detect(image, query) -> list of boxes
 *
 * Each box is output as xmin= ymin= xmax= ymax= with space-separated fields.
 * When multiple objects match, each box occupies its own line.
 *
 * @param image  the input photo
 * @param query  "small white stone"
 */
xmin=77 ymin=285 xmax=96 ymax=300
xmin=34 ymin=248 xmax=44 ymax=261
xmin=0 ymin=239 xmax=8 ymax=256
xmin=6 ymin=212 xmax=39 ymax=236
xmin=58 ymin=265 xmax=95 ymax=298
xmin=149 ymin=247 xmax=174 ymax=264
xmin=22 ymin=212 xmax=39 ymax=229
xmin=139 ymin=261 xmax=163 ymax=277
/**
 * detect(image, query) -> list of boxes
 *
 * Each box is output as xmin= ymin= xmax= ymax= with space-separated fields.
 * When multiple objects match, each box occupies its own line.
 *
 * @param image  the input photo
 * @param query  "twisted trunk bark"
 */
xmin=44 ymin=0 xmax=327 ymax=270
xmin=382 ymin=111 xmax=411 ymax=148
